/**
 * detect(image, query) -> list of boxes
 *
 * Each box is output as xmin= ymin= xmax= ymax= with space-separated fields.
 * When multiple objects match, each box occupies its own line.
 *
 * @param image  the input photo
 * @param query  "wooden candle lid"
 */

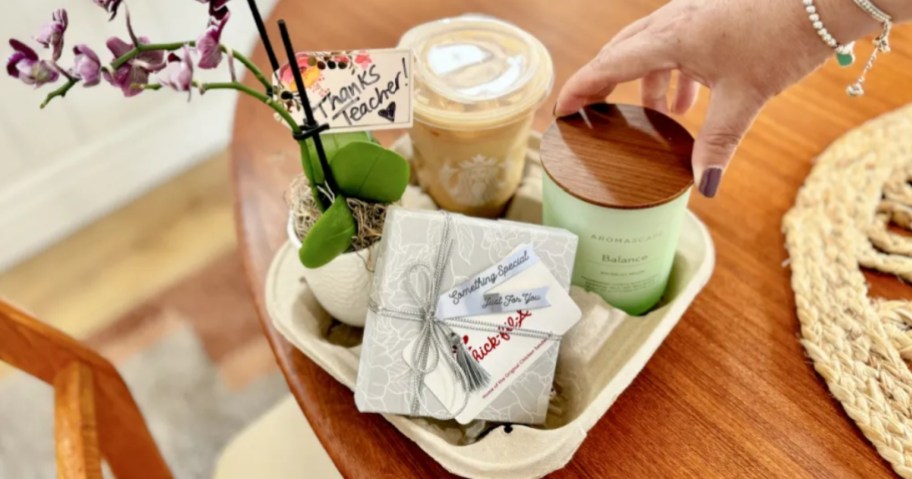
xmin=541 ymin=103 xmax=694 ymax=209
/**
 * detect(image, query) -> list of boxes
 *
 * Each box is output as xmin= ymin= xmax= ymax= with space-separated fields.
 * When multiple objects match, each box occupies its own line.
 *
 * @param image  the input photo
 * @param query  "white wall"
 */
xmin=0 ymin=0 xmax=277 ymax=272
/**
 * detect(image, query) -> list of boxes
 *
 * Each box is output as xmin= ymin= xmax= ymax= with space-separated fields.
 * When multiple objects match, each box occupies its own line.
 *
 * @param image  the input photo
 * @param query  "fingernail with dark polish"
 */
xmin=698 ymin=167 xmax=723 ymax=198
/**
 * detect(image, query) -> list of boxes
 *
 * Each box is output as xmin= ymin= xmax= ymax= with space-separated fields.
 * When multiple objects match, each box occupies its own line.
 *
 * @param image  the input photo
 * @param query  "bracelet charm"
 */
xmin=846 ymin=0 xmax=893 ymax=96
xmin=836 ymin=45 xmax=856 ymax=67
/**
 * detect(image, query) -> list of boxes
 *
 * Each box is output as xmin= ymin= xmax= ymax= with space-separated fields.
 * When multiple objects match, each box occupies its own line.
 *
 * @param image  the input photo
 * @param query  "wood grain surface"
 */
xmin=54 ymin=362 xmax=102 ymax=479
xmin=0 ymin=300 xmax=172 ymax=479
xmin=541 ymin=103 xmax=694 ymax=208
xmin=230 ymin=1 xmax=912 ymax=477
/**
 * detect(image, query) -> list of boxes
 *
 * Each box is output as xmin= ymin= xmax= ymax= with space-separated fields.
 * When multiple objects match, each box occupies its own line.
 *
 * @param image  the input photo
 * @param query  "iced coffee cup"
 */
xmin=398 ymin=16 xmax=554 ymax=217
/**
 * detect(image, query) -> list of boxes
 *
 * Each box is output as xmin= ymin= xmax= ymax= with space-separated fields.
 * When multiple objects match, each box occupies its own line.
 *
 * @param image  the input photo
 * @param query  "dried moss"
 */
xmin=286 ymin=175 xmax=389 ymax=252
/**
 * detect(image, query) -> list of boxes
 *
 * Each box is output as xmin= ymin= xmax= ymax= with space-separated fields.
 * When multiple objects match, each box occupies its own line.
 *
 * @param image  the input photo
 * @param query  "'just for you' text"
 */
xmin=481 ymin=291 xmax=543 ymax=309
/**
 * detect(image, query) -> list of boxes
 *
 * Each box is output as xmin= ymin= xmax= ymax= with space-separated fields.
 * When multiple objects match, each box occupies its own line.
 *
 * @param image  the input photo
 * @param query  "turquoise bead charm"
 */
xmin=836 ymin=43 xmax=856 ymax=67
xmin=836 ymin=51 xmax=855 ymax=66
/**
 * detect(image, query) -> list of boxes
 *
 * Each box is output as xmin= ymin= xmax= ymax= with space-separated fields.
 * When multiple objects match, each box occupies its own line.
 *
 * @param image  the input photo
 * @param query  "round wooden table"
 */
xmin=231 ymin=1 xmax=912 ymax=476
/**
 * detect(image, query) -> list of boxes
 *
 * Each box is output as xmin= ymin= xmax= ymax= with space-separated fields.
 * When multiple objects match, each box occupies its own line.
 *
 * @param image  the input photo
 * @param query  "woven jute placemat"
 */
xmin=784 ymin=104 xmax=912 ymax=477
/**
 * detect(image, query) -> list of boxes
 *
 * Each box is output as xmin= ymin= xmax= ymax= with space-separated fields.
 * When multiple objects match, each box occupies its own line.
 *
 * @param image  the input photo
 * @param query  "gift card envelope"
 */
xmin=404 ymin=246 xmax=581 ymax=424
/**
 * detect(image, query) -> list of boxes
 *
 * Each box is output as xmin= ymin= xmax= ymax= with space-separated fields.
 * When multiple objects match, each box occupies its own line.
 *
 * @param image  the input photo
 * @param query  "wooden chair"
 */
xmin=0 ymin=299 xmax=172 ymax=479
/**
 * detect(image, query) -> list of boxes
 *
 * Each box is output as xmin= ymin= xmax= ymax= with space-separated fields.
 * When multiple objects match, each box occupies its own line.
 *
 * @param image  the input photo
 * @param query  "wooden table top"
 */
xmin=231 ymin=0 xmax=912 ymax=476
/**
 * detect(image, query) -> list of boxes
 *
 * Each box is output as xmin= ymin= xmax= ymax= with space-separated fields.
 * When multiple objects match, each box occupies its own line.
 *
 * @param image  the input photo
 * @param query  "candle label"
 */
xmin=542 ymin=175 xmax=691 ymax=315
xmin=402 ymin=245 xmax=581 ymax=424
xmin=581 ymin=233 xmax=664 ymax=294
xmin=277 ymin=49 xmax=413 ymax=133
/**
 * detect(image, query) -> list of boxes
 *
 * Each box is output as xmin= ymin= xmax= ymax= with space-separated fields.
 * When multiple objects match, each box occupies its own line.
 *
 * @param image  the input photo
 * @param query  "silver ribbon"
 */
xmin=368 ymin=212 xmax=563 ymax=417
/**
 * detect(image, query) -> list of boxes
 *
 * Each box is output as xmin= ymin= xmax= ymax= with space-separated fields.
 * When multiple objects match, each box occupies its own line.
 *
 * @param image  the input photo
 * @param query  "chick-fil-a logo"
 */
xmin=462 ymin=310 xmax=532 ymax=362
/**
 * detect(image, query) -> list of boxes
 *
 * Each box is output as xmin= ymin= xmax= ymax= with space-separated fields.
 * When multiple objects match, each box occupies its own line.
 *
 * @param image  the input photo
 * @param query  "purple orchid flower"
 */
xmin=102 ymin=36 xmax=165 ymax=97
xmin=196 ymin=8 xmax=229 ymax=69
xmin=160 ymin=45 xmax=194 ymax=99
xmin=103 ymin=63 xmax=150 ymax=97
xmin=72 ymin=44 xmax=101 ymax=86
xmin=94 ymin=0 xmax=125 ymax=20
xmin=6 ymin=39 xmax=59 ymax=87
xmin=35 ymin=9 xmax=67 ymax=61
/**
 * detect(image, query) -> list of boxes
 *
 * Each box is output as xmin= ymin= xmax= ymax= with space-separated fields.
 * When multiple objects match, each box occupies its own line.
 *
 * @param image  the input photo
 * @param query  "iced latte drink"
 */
xmin=398 ymin=16 xmax=554 ymax=217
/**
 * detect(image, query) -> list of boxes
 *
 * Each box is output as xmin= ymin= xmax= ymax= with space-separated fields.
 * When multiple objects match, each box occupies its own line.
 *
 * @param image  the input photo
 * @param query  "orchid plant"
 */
xmin=8 ymin=0 xmax=410 ymax=269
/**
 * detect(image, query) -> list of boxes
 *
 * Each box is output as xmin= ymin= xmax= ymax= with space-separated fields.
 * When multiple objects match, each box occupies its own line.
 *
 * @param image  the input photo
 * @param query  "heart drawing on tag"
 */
xmin=378 ymin=102 xmax=396 ymax=122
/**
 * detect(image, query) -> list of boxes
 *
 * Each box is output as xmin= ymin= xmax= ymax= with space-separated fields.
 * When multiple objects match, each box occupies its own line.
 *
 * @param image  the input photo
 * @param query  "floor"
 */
xmin=0 ymin=152 xmax=345 ymax=478
xmin=0 ymin=322 xmax=288 ymax=479
xmin=0 ymin=152 xmax=277 ymax=387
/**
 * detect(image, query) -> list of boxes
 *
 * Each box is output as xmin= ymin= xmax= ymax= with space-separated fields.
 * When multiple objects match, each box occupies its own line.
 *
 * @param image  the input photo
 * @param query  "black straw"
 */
xmin=278 ymin=20 xmax=320 ymax=127
xmin=277 ymin=19 xmax=336 ymax=196
xmin=245 ymin=0 xmax=280 ymax=76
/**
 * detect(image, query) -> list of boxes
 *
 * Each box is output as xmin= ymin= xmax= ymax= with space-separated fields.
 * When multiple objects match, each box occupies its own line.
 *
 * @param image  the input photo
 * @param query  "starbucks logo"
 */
xmin=438 ymin=154 xmax=508 ymax=207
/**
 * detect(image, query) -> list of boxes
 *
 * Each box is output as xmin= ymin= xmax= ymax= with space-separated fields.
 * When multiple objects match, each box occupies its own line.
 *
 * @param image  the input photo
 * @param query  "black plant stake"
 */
xmin=277 ymin=20 xmax=336 ymax=203
xmin=245 ymin=0 xmax=281 ymax=87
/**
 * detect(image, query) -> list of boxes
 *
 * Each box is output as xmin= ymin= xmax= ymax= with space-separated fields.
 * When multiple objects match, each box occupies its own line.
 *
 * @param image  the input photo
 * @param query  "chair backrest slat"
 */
xmin=54 ymin=362 xmax=103 ymax=479
xmin=0 ymin=299 xmax=172 ymax=479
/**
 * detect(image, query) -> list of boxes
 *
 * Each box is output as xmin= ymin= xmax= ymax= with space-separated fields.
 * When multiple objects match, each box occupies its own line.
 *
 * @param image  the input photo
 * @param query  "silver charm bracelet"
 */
xmin=803 ymin=0 xmax=894 ymax=96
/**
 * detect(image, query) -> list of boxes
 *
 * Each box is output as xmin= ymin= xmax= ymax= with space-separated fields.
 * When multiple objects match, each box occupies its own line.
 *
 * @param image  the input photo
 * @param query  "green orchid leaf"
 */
xmin=329 ymin=141 xmax=410 ymax=203
xmin=298 ymin=196 xmax=356 ymax=268
xmin=304 ymin=131 xmax=373 ymax=165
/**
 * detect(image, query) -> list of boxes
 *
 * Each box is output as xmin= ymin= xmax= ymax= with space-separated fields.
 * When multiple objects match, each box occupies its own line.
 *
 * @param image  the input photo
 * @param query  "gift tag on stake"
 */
xmin=277 ymin=49 xmax=413 ymax=132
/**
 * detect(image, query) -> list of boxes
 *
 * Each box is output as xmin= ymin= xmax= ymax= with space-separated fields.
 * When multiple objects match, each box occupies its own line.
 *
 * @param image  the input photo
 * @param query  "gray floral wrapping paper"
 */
xmin=354 ymin=207 xmax=578 ymax=424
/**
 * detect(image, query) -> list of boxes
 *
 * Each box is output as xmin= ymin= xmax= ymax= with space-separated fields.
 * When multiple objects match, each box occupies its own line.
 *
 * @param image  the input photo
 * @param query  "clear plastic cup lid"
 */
xmin=398 ymin=16 xmax=554 ymax=130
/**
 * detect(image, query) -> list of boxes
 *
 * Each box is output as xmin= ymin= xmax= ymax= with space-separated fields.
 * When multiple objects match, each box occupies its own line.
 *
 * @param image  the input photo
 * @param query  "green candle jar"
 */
xmin=541 ymin=104 xmax=694 ymax=315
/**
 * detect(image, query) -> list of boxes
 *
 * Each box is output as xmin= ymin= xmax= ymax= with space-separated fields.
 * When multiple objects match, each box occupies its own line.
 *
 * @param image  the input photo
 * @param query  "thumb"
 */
xmin=693 ymin=85 xmax=766 ymax=198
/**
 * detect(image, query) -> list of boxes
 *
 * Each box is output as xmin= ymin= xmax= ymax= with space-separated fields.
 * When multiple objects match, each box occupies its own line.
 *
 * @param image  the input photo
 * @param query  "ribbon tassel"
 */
xmin=450 ymin=332 xmax=490 ymax=392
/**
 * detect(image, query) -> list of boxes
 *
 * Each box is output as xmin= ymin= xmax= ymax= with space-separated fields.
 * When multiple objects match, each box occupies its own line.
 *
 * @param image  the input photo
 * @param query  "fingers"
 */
xmin=672 ymin=73 xmax=699 ymax=115
xmin=693 ymin=85 xmax=766 ymax=198
xmin=555 ymin=39 xmax=673 ymax=116
xmin=641 ymin=70 xmax=671 ymax=113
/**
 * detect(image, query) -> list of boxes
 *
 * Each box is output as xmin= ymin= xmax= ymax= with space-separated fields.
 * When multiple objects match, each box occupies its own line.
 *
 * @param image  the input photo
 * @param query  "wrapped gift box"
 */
xmin=355 ymin=207 xmax=578 ymax=424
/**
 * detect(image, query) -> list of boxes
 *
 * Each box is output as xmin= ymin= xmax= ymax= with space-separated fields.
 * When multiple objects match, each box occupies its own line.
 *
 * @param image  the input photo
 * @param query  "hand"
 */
xmin=554 ymin=0 xmax=887 ymax=197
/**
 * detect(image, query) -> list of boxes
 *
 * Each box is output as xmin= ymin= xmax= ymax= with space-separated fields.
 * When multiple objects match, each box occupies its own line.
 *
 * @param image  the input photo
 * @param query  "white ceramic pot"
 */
xmin=287 ymin=215 xmax=373 ymax=327
xmin=285 ymin=185 xmax=436 ymax=327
